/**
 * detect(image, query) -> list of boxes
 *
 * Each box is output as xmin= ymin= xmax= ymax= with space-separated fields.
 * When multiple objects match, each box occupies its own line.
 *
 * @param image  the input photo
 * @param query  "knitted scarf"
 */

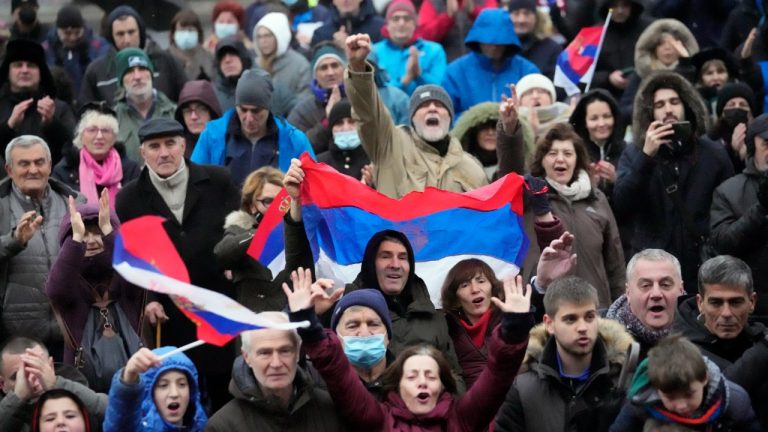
xmin=79 ymin=148 xmax=123 ymax=208
xmin=458 ymin=308 xmax=493 ymax=349
xmin=546 ymin=169 xmax=592 ymax=202
xmin=605 ymin=294 xmax=671 ymax=347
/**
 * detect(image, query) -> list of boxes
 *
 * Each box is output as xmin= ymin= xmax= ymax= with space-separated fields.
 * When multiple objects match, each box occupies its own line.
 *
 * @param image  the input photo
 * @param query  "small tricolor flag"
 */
xmin=553 ymin=25 xmax=606 ymax=96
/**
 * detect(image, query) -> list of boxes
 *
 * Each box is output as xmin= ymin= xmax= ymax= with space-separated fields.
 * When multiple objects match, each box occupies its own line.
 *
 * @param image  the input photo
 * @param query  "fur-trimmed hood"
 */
xmin=522 ymin=318 xmax=635 ymax=368
xmin=631 ymin=70 xmax=709 ymax=146
xmin=634 ymin=19 xmax=699 ymax=79
xmin=223 ymin=209 xmax=257 ymax=230
xmin=451 ymin=102 xmax=499 ymax=147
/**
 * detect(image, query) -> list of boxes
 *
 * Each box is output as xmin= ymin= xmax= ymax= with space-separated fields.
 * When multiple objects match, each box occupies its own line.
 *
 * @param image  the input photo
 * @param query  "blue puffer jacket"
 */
xmin=443 ymin=9 xmax=540 ymax=119
xmin=102 ymin=346 xmax=208 ymax=432
xmin=191 ymin=109 xmax=315 ymax=173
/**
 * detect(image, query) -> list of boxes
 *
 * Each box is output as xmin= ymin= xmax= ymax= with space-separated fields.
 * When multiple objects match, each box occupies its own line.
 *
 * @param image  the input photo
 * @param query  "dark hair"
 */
xmin=543 ymin=276 xmax=599 ymax=317
xmin=31 ymin=389 xmax=91 ymax=432
xmin=440 ymin=258 xmax=503 ymax=316
xmin=170 ymin=9 xmax=205 ymax=45
xmin=647 ymin=335 xmax=707 ymax=394
xmin=528 ymin=122 xmax=592 ymax=184
xmin=381 ymin=344 xmax=458 ymax=396
xmin=0 ymin=336 xmax=46 ymax=372
xmin=697 ymin=255 xmax=753 ymax=296
xmin=569 ymin=88 xmax=622 ymax=146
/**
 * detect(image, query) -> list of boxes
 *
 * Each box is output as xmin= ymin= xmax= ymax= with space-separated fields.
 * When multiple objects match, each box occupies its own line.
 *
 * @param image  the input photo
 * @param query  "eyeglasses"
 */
xmin=83 ymin=126 xmax=115 ymax=136
xmin=256 ymin=197 xmax=274 ymax=207
xmin=182 ymin=104 xmax=210 ymax=116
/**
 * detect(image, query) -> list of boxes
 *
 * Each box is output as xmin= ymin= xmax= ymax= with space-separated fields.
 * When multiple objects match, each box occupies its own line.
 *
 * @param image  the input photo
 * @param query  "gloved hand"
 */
xmin=758 ymin=172 xmax=768 ymax=211
xmin=523 ymin=174 xmax=551 ymax=216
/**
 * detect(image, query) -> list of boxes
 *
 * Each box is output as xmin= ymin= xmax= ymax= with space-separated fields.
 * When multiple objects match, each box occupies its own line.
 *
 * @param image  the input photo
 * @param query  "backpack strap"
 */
xmin=617 ymin=341 xmax=641 ymax=394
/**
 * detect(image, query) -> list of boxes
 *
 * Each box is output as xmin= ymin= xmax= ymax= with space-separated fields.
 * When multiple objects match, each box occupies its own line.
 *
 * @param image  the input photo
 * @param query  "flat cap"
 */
xmin=138 ymin=118 xmax=185 ymax=142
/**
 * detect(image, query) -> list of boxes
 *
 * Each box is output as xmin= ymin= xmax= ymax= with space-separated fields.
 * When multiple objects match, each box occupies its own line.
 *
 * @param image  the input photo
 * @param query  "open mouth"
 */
xmin=426 ymin=118 xmax=439 ymax=126
xmin=648 ymin=305 xmax=665 ymax=313
xmin=167 ymin=402 xmax=180 ymax=411
xmin=416 ymin=392 xmax=430 ymax=402
xmin=472 ymin=297 xmax=485 ymax=305
xmin=554 ymin=166 xmax=568 ymax=174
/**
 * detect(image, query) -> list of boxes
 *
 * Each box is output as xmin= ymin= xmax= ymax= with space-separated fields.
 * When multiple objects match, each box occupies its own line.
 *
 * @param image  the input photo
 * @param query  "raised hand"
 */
xmin=333 ymin=25 xmax=349 ymax=51
xmin=536 ymin=231 xmax=577 ymax=289
xmin=669 ymin=38 xmax=689 ymax=58
xmin=284 ymin=158 xmax=305 ymax=221
xmin=69 ymin=196 xmax=85 ymax=242
xmin=446 ymin=0 xmax=459 ymax=18
xmin=360 ymin=163 xmax=375 ymax=187
xmin=20 ymin=348 xmax=56 ymax=391
xmin=491 ymin=275 xmax=532 ymax=313
xmin=7 ymin=98 xmax=34 ymax=130
xmin=15 ymin=210 xmax=43 ymax=245
xmin=345 ymin=34 xmax=371 ymax=72
xmin=37 ymin=96 xmax=56 ymax=126
xmin=731 ymin=122 xmax=747 ymax=160
xmin=643 ymin=121 xmax=674 ymax=157
xmin=741 ymin=28 xmax=758 ymax=60
xmin=310 ymin=278 xmax=345 ymax=315
xmin=608 ymin=70 xmax=628 ymax=90
xmin=282 ymin=267 xmax=324 ymax=312
xmin=122 ymin=348 xmax=162 ymax=384
xmin=499 ymin=84 xmax=519 ymax=134
xmin=325 ymin=85 xmax=342 ymax=117
xmin=98 ymin=188 xmax=113 ymax=236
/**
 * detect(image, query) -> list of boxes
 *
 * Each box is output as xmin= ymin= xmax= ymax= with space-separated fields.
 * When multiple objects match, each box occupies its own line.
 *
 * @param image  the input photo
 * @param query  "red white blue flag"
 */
xmin=554 ymin=26 xmax=606 ymax=96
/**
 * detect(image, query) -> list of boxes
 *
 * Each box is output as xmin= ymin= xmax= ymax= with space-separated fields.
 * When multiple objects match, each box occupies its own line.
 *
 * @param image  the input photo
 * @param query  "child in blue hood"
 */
xmin=103 ymin=346 xmax=208 ymax=431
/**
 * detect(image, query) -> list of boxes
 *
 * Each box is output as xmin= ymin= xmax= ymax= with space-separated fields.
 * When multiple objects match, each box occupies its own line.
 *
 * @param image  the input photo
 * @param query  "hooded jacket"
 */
xmin=451 ymin=101 xmax=508 ymax=181
xmin=78 ymin=6 xmax=187 ymax=106
xmin=42 ymin=26 xmax=111 ymax=95
xmin=346 ymin=62 xmax=488 ymax=198
xmin=609 ymin=357 xmax=760 ymax=431
xmin=174 ymin=80 xmax=223 ymax=157
xmin=103 ymin=346 xmax=208 ymax=432
xmin=613 ymin=71 xmax=734 ymax=290
xmin=212 ymin=37 xmax=254 ymax=112
xmin=310 ymin=0 xmax=385 ymax=47
xmin=495 ymin=319 xmax=635 ymax=432
xmin=45 ymin=201 xmax=144 ymax=367
xmin=417 ymin=0 xmax=498 ymax=62
xmin=205 ymin=356 xmax=343 ymax=431
xmin=443 ymin=9 xmax=540 ymax=118
xmin=254 ymin=13 xmax=312 ymax=103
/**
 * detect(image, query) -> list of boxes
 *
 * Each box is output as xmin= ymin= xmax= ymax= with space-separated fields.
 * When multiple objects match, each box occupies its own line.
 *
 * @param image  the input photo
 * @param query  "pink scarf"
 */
xmin=79 ymin=148 xmax=123 ymax=208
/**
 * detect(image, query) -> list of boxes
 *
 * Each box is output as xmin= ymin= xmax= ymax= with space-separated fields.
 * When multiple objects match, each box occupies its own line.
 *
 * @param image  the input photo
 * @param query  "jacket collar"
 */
xmin=136 ymin=160 xmax=208 ymax=224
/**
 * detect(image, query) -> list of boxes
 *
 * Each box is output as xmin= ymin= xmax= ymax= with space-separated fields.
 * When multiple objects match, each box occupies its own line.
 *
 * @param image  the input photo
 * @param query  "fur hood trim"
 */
xmin=634 ymin=19 xmax=699 ymax=79
xmin=224 ymin=210 xmax=256 ymax=230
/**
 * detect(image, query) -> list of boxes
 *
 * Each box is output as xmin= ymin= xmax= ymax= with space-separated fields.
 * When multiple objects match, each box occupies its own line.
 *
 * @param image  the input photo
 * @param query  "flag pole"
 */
xmin=584 ymin=9 xmax=613 ymax=93
xmin=159 ymin=340 xmax=206 ymax=359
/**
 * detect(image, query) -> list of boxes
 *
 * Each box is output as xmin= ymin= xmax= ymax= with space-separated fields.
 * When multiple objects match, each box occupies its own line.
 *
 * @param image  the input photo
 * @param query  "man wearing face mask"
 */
xmin=707 ymin=82 xmax=758 ymax=173
xmin=317 ymin=99 xmax=371 ymax=181
xmin=9 ymin=0 xmax=50 ymax=45
xmin=330 ymin=289 xmax=394 ymax=399
xmin=613 ymin=70 xmax=734 ymax=292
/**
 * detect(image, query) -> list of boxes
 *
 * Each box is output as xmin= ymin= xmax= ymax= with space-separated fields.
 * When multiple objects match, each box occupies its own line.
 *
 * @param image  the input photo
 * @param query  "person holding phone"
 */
xmin=614 ymin=70 xmax=734 ymax=293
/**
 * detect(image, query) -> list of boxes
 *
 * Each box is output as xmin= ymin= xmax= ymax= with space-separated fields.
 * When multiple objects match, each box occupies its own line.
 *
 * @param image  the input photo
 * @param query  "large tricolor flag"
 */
xmin=255 ymin=153 xmax=529 ymax=305
xmin=113 ymin=215 xmax=306 ymax=347
xmin=553 ymin=19 xmax=610 ymax=96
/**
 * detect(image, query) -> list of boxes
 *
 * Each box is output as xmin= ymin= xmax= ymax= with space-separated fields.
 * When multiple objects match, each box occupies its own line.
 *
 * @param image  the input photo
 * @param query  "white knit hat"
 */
xmin=516 ymin=73 xmax=556 ymax=103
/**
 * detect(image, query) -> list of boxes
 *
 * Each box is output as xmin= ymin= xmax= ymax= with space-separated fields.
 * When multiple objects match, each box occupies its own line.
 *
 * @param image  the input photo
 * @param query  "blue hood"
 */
xmin=464 ymin=9 xmax=521 ymax=53
xmin=139 ymin=346 xmax=208 ymax=431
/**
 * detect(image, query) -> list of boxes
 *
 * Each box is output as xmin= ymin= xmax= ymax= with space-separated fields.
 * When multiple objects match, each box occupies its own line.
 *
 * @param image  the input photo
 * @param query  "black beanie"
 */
xmin=328 ymin=99 xmax=352 ymax=128
xmin=716 ymin=82 xmax=758 ymax=117
xmin=56 ymin=5 xmax=84 ymax=29
xmin=507 ymin=0 xmax=536 ymax=11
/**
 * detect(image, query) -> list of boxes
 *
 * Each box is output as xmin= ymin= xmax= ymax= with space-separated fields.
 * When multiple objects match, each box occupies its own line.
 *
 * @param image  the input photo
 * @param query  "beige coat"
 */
xmin=345 ymin=63 xmax=488 ymax=198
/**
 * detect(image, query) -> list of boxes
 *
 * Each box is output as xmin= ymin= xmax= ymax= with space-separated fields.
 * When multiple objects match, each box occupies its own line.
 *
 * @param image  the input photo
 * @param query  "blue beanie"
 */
xmin=331 ymin=289 xmax=393 ymax=338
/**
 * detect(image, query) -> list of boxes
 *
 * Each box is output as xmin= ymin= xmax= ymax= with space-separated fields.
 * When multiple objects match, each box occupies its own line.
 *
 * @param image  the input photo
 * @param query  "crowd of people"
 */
xmin=1 ymin=0 xmax=768 ymax=430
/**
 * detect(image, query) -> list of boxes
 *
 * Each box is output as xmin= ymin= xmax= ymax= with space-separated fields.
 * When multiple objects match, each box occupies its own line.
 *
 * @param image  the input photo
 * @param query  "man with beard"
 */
xmin=113 ymin=48 xmax=176 ymax=164
xmin=495 ymin=277 xmax=636 ymax=431
xmin=9 ymin=0 xmax=50 ymax=45
xmin=613 ymin=70 xmax=734 ymax=291
xmin=344 ymin=33 xmax=487 ymax=198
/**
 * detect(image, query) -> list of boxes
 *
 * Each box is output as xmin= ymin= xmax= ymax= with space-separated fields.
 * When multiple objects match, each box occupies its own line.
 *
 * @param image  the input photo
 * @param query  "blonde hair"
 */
xmin=72 ymin=110 xmax=119 ymax=149
xmin=240 ymin=166 xmax=284 ymax=212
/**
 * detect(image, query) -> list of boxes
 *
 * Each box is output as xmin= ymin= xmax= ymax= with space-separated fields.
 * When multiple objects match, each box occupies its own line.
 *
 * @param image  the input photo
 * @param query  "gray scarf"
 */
xmin=147 ymin=159 xmax=189 ymax=223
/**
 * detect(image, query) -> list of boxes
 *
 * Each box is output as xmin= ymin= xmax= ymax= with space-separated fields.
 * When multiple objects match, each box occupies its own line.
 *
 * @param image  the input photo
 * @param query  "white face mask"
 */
xmin=333 ymin=130 xmax=361 ymax=150
xmin=173 ymin=30 xmax=198 ymax=50
xmin=215 ymin=23 xmax=238 ymax=40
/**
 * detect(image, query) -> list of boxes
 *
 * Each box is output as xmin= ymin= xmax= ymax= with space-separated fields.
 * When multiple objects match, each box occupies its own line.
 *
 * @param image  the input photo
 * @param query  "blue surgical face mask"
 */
xmin=215 ymin=23 xmax=239 ymax=40
xmin=342 ymin=334 xmax=386 ymax=369
xmin=282 ymin=0 xmax=300 ymax=6
xmin=174 ymin=30 xmax=199 ymax=50
xmin=333 ymin=129 xmax=361 ymax=150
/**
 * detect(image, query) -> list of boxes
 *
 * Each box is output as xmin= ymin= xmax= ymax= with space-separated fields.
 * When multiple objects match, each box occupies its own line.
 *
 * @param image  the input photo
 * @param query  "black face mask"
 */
xmin=18 ymin=4 xmax=37 ymax=26
xmin=721 ymin=108 xmax=749 ymax=129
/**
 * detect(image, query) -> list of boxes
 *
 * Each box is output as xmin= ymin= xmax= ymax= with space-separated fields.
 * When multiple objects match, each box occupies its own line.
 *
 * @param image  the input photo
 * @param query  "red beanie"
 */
xmin=386 ymin=0 xmax=417 ymax=20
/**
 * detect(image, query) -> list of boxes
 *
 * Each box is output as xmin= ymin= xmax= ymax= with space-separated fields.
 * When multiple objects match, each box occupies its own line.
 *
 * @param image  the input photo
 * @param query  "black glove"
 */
xmin=758 ymin=172 xmax=768 ymax=211
xmin=523 ymin=174 xmax=551 ymax=216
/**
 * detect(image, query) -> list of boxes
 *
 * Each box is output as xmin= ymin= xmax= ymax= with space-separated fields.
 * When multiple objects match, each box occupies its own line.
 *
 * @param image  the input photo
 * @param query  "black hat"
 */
xmin=328 ymin=99 xmax=352 ymax=128
xmin=56 ymin=5 xmax=84 ymax=29
xmin=138 ymin=118 xmax=185 ymax=142
xmin=507 ymin=0 xmax=536 ymax=11
xmin=716 ymin=82 xmax=758 ymax=117
xmin=12 ymin=0 xmax=37 ymax=12
xmin=691 ymin=47 xmax=739 ymax=82
xmin=747 ymin=113 xmax=768 ymax=157
xmin=0 ymin=39 xmax=56 ymax=97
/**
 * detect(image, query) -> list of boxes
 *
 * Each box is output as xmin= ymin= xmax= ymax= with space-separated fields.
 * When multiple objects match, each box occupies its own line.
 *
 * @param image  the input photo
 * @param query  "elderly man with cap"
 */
xmin=116 ymin=117 xmax=239 ymax=412
xmin=113 ymin=47 xmax=177 ymax=164
xmin=0 ymin=38 xmax=76 ymax=165
xmin=371 ymin=0 xmax=447 ymax=96
xmin=175 ymin=79 xmax=223 ymax=157
xmin=710 ymin=112 xmax=768 ymax=316
xmin=344 ymin=33 xmax=487 ymax=198
xmin=192 ymin=69 xmax=314 ymax=186
xmin=10 ymin=0 xmax=50 ymax=45
xmin=41 ymin=5 xmax=110 ymax=96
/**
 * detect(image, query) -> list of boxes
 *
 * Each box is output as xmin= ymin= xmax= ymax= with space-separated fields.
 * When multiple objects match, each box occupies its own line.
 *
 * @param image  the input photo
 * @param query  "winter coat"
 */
xmin=293 ymin=305 xmax=534 ymax=432
xmin=619 ymin=19 xmax=699 ymax=124
xmin=254 ymin=14 xmax=312 ymax=103
xmin=168 ymin=45 xmax=216 ymax=82
xmin=114 ymin=90 xmax=178 ymax=164
xmin=495 ymin=319 xmax=635 ymax=432
xmin=310 ymin=0 xmax=385 ymax=46
xmin=42 ymin=26 xmax=111 ymax=95
xmin=174 ymin=80 xmax=223 ymax=157
xmin=546 ymin=187 xmax=626 ymax=308
xmin=591 ymin=0 xmax=653 ymax=99
xmin=710 ymin=158 xmax=768 ymax=315
xmin=445 ymin=310 xmax=502 ymax=390
xmin=204 ymin=357 xmax=343 ymax=431
xmin=417 ymin=0 xmax=498 ymax=62
xmin=115 ymin=163 xmax=239 ymax=374
xmin=51 ymin=144 xmax=141 ymax=193
xmin=0 ymin=85 xmax=76 ymax=165
xmin=45 ymin=202 xmax=143 ymax=367
xmin=346 ymin=62 xmax=488 ymax=198
xmin=317 ymin=141 xmax=371 ymax=180
xmin=372 ymin=38 xmax=447 ymax=95
xmin=649 ymin=0 xmax=739 ymax=49
xmin=191 ymin=109 xmax=315 ymax=182
xmin=613 ymin=71 xmax=734 ymax=291
xmin=0 ymin=178 xmax=83 ymax=348
xmin=442 ymin=9 xmax=540 ymax=118
xmin=287 ymin=94 xmax=331 ymax=153
xmin=517 ymin=35 xmax=562 ymax=80
xmin=609 ymin=357 xmax=761 ymax=432
xmin=103 ymin=347 xmax=208 ymax=432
